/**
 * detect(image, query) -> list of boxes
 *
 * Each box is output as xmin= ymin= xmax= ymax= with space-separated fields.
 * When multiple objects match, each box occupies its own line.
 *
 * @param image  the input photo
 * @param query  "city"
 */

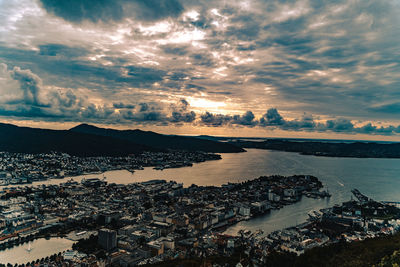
xmin=0 ymin=172 xmax=398 ymax=266
xmin=0 ymin=151 xmax=221 ymax=186
xmin=1 ymin=0 xmax=400 ymax=265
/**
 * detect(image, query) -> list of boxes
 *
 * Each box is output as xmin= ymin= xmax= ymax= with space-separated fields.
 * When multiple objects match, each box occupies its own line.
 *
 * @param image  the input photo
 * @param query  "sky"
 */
xmin=1 ymin=0 xmax=400 ymax=140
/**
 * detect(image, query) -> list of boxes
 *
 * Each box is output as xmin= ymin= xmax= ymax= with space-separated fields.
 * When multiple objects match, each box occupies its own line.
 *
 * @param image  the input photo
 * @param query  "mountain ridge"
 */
xmin=0 ymin=122 xmax=244 ymax=156
xmin=69 ymin=123 xmax=245 ymax=153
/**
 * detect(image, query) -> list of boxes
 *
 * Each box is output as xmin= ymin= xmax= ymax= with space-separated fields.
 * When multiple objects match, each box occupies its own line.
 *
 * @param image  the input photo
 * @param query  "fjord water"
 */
xmin=0 ymin=237 xmax=74 ymax=265
xmin=4 ymin=149 xmax=400 ymax=235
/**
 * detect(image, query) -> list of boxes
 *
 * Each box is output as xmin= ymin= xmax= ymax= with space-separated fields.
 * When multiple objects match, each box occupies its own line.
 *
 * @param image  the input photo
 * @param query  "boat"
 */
xmin=26 ymin=242 xmax=33 ymax=252
xmin=127 ymin=168 xmax=135 ymax=173
xmin=153 ymin=166 xmax=164 ymax=170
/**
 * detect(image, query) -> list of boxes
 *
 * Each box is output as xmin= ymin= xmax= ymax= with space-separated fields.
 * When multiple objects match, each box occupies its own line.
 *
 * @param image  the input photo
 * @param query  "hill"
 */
xmin=0 ymin=123 xmax=159 ymax=157
xmin=0 ymin=122 xmax=244 ymax=156
xmin=69 ymin=124 xmax=245 ymax=153
xmin=143 ymin=233 xmax=400 ymax=267
xmin=230 ymin=139 xmax=400 ymax=158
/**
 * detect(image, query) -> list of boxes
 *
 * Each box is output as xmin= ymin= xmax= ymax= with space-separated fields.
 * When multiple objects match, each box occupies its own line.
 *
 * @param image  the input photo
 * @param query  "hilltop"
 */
xmin=69 ymin=123 xmax=244 ymax=153
xmin=0 ymin=123 xmax=244 ymax=156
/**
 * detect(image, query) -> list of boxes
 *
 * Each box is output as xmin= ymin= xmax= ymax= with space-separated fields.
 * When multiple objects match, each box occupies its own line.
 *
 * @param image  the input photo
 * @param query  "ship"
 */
xmin=307 ymin=210 xmax=323 ymax=221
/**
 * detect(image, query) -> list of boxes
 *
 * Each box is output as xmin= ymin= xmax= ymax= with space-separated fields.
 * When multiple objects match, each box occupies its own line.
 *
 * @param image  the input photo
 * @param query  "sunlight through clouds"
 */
xmin=0 ymin=0 xmax=399 ymax=139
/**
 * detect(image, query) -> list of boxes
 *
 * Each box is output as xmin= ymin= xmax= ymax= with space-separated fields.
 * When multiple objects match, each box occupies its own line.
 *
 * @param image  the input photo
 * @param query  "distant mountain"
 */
xmin=231 ymin=139 xmax=400 ymax=158
xmin=194 ymin=135 xmax=226 ymax=141
xmin=69 ymin=124 xmax=245 ymax=153
xmin=0 ymin=123 xmax=159 ymax=157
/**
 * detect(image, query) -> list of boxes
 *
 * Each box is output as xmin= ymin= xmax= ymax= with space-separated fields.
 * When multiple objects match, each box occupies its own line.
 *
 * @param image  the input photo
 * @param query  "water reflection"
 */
xmin=2 ymin=149 xmax=400 ymax=235
xmin=0 ymin=237 xmax=74 ymax=265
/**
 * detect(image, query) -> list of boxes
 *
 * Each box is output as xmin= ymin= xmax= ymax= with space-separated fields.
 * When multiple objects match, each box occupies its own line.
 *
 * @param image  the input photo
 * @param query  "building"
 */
xmin=98 ymin=228 xmax=117 ymax=251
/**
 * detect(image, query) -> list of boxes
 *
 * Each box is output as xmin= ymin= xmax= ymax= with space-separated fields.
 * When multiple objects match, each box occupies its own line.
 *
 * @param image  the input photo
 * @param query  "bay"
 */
xmin=2 ymin=149 xmax=400 ymax=236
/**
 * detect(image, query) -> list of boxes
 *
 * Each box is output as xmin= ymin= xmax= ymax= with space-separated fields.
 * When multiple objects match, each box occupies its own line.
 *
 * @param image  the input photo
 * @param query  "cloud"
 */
xmin=200 ymin=110 xmax=256 ymax=127
xmin=1 ymin=0 xmax=400 ymax=137
xmin=39 ymin=44 xmax=89 ymax=57
xmin=161 ymin=44 xmax=189 ymax=55
xmin=324 ymin=118 xmax=354 ymax=133
xmin=232 ymin=111 xmax=256 ymax=126
xmin=259 ymin=108 xmax=285 ymax=126
xmin=200 ymin=112 xmax=232 ymax=126
xmin=113 ymin=102 xmax=135 ymax=109
xmin=257 ymin=109 xmax=398 ymax=136
xmin=39 ymin=0 xmax=123 ymax=23
xmin=131 ymin=0 xmax=184 ymax=22
xmin=39 ymin=0 xmax=184 ymax=23
xmin=171 ymin=111 xmax=196 ymax=123
xmin=369 ymin=103 xmax=400 ymax=114
xmin=1 ymin=64 xmax=399 ymax=136
xmin=10 ymin=66 xmax=47 ymax=106
xmin=169 ymin=99 xmax=196 ymax=123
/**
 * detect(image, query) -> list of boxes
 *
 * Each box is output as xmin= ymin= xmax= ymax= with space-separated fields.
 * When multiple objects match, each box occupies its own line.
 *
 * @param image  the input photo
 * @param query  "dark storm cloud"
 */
xmin=170 ymin=111 xmax=196 ymax=123
xmin=200 ymin=112 xmax=232 ymax=126
xmin=80 ymin=103 xmax=115 ymax=119
xmin=0 ymin=65 xmax=174 ymax=125
xmin=0 ymin=106 xmax=61 ymax=119
xmin=324 ymin=118 xmax=355 ymax=133
xmin=39 ymin=0 xmax=123 ymax=23
xmin=190 ymin=53 xmax=216 ymax=67
xmin=138 ymin=103 xmax=149 ymax=112
xmin=369 ymin=103 xmax=400 ymax=114
xmin=0 ymin=65 xmax=84 ymax=120
xmin=184 ymin=84 xmax=206 ymax=92
xmin=10 ymin=67 xmax=46 ymax=107
xmin=259 ymin=108 xmax=285 ymax=126
xmin=166 ymin=72 xmax=187 ymax=81
xmin=0 ymin=45 xmax=167 ymax=90
xmin=121 ymin=108 xmax=166 ymax=123
xmin=225 ymin=15 xmax=261 ymax=41
xmin=232 ymin=111 xmax=257 ymax=126
xmin=169 ymin=99 xmax=196 ymax=123
xmin=123 ymin=66 xmax=166 ymax=84
xmin=51 ymin=90 xmax=79 ymax=108
xmin=39 ymin=44 xmax=89 ymax=57
xmin=200 ymin=111 xmax=256 ymax=127
xmin=113 ymin=102 xmax=135 ymax=109
xmin=236 ymin=44 xmax=256 ymax=51
xmin=132 ymin=0 xmax=184 ymax=22
xmin=39 ymin=0 xmax=184 ymax=23
xmin=161 ymin=45 xmax=189 ymax=55
xmin=257 ymin=109 xmax=398 ymax=136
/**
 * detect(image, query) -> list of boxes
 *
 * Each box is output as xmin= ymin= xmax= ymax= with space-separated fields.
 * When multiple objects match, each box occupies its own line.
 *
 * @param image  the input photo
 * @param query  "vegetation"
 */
xmin=0 ymin=122 xmax=244 ymax=156
xmin=374 ymin=249 xmax=400 ymax=267
xmin=145 ymin=233 xmax=400 ymax=267
xmin=70 ymin=123 xmax=245 ymax=153
xmin=267 ymin=233 xmax=400 ymax=267
xmin=0 ymin=122 xmax=157 ymax=156
xmin=72 ymin=234 xmax=106 ymax=259
xmin=143 ymin=247 xmax=250 ymax=267
xmin=293 ymin=233 xmax=400 ymax=267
